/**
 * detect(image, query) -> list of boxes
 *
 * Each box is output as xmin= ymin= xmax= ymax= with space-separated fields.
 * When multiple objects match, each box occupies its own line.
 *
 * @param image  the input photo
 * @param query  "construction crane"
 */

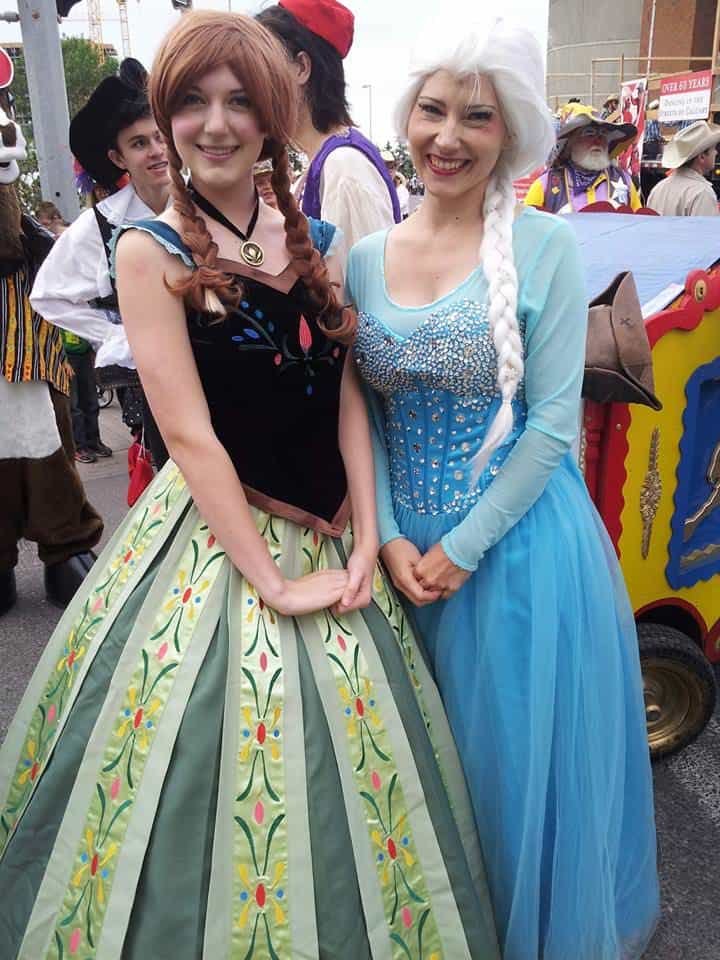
xmin=86 ymin=0 xmax=104 ymax=54
xmin=117 ymin=0 xmax=131 ymax=58
xmin=86 ymin=0 xmax=134 ymax=62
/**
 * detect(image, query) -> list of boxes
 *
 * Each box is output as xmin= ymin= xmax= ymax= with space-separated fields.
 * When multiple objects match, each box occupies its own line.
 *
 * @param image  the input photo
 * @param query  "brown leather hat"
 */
xmin=583 ymin=271 xmax=662 ymax=410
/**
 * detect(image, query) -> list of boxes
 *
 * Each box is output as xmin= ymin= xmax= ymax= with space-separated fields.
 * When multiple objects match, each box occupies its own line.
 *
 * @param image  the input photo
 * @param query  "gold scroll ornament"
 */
xmin=640 ymin=427 xmax=662 ymax=560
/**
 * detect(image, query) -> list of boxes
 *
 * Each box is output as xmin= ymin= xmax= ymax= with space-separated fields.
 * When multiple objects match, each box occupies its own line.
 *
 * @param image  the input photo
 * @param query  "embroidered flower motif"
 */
xmin=17 ymin=739 xmax=40 ymax=786
xmin=235 ymin=820 xmax=287 ymax=938
xmin=104 ymin=670 xmax=174 ymax=790
xmin=227 ymin=297 xmax=343 ymax=395
xmin=298 ymin=314 xmax=312 ymax=354
xmin=59 ymin=798 xmax=122 ymax=954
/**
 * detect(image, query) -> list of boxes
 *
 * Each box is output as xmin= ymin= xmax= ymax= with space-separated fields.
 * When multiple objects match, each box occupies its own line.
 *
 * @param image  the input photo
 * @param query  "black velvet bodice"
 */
xmin=187 ymin=273 xmax=349 ymax=534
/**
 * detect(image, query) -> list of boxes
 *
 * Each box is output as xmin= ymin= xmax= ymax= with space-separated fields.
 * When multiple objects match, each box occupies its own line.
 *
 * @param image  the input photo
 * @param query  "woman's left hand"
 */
xmin=414 ymin=543 xmax=471 ymax=600
xmin=335 ymin=541 xmax=379 ymax=614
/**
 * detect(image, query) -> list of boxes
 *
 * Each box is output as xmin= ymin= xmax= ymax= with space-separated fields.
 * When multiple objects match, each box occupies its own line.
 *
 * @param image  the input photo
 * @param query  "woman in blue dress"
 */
xmin=0 ymin=13 xmax=499 ymax=959
xmin=347 ymin=15 xmax=660 ymax=960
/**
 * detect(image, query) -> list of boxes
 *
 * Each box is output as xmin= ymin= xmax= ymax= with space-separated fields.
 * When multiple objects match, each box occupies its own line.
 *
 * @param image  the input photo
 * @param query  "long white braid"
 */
xmin=470 ymin=169 xmax=523 ymax=485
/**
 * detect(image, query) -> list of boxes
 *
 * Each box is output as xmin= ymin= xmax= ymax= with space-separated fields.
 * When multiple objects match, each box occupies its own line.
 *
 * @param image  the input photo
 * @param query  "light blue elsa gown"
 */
xmin=347 ymin=207 xmax=660 ymax=960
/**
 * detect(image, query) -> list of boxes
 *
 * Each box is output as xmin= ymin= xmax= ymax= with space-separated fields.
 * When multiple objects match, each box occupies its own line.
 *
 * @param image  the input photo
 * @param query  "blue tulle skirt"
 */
xmin=396 ymin=455 xmax=660 ymax=960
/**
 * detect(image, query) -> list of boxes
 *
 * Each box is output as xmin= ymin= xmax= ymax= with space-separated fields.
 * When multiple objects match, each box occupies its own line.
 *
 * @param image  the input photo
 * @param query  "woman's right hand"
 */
xmin=380 ymin=538 xmax=442 ymax=606
xmin=263 ymin=569 xmax=350 ymax=617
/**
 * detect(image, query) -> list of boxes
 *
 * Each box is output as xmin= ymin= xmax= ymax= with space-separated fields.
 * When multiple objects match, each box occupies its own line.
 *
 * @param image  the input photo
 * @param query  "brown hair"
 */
xmin=150 ymin=10 xmax=355 ymax=341
xmin=0 ymin=186 xmax=23 ymax=262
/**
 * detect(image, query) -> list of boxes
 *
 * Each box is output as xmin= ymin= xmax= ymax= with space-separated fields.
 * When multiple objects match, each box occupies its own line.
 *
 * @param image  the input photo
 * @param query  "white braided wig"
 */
xmin=394 ymin=16 xmax=556 ymax=483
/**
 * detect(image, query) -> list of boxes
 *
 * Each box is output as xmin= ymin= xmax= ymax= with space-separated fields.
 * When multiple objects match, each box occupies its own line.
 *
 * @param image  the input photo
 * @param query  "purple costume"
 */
xmin=301 ymin=128 xmax=402 ymax=223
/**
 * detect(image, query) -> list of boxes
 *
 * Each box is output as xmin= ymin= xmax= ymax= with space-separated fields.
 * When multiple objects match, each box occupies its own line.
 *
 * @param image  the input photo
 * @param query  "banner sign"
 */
xmin=618 ymin=78 xmax=647 ymax=180
xmin=659 ymin=70 xmax=712 ymax=123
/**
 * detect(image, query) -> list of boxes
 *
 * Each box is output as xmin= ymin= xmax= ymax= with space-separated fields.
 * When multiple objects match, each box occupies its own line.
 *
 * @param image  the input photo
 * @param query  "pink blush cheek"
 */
xmin=170 ymin=115 xmax=199 ymax=156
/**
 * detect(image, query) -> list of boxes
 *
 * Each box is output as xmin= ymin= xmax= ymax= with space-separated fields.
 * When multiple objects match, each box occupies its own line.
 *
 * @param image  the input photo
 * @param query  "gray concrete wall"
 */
xmin=547 ymin=0 xmax=643 ymax=108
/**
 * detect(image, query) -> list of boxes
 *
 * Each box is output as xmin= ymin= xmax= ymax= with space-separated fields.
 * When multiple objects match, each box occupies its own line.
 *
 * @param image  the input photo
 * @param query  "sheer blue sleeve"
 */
xmin=441 ymin=219 xmax=588 ymax=571
xmin=346 ymin=239 xmax=403 ymax=547
xmin=364 ymin=383 xmax=403 ymax=545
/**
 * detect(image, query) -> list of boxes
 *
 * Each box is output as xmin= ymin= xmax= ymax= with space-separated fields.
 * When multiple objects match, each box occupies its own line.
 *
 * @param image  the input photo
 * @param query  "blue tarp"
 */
xmin=564 ymin=214 xmax=720 ymax=306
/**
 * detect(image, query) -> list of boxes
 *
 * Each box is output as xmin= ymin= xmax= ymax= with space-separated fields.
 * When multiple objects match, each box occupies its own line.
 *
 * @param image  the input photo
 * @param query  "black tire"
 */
xmin=97 ymin=385 xmax=114 ymax=409
xmin=638 ymin=622 xmax=717 ymax=760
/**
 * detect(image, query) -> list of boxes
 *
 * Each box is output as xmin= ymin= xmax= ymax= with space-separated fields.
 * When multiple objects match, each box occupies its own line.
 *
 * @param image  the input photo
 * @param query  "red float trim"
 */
xmin=647 ymin=266 xmax=720 ymax=348
xmin=705 ymin=618 xmax=720 ymax=664
xmin=635 ymin=597 xmax=707 ymax=635
xmin=635 ymin=598 xmax=718 ymax=661
xmin=592 ymin=402 xmax=631 ymax=553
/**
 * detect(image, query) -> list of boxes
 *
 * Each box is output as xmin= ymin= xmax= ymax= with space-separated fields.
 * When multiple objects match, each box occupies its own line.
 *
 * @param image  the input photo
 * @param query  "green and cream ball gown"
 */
xmin=0 ymin=219 xmax=498 ymax=960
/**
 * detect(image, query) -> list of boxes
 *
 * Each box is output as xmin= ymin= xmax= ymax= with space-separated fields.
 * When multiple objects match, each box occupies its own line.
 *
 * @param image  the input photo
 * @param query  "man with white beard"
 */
xmin=525 ymin=102 xmax=641 ymax=213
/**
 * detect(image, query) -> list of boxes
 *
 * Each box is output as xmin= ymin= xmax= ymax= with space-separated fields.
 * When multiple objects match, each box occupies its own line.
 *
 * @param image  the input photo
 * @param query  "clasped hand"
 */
xmin=380 ymin=538 xmax=470 ymax=605
xmin=262 ymin=542 xmax=378 ymax=617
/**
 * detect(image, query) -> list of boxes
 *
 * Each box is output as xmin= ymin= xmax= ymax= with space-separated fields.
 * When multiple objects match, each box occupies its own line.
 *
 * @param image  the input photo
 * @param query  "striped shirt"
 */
xmin=1 ymin=265 xmax=69 ymax=395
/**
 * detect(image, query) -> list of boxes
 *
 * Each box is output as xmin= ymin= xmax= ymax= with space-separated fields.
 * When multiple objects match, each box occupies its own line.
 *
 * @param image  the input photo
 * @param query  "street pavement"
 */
xmin=1 ymin=402 xmax=719 ymax=958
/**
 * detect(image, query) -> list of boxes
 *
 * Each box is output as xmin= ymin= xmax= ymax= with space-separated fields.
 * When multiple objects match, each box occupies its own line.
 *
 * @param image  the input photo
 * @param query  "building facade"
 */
xmin=547 ymin=0 xmax=643 ymax=109
xmin=547 ymin=0 xmax=717 ymax=110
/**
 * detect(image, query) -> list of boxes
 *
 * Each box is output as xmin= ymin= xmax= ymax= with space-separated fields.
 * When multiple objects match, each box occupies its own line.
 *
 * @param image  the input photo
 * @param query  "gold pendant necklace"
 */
xmin=189 ymin=183 xmax=265 ymax=268
xmin=240 ymin=239 xmax=264 ymax=267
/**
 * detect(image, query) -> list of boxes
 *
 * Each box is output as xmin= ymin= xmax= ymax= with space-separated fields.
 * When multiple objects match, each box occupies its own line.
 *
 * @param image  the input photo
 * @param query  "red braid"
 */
xmin=270 ymin=146 xmax=356 ymax=344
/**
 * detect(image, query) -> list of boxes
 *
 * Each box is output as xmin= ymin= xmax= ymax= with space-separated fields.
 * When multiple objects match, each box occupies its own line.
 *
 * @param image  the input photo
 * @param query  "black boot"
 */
xmin=44 ymin=552 xmax=96 ymax=609
xmin=0 ymin=569 xmax=17 ymax=617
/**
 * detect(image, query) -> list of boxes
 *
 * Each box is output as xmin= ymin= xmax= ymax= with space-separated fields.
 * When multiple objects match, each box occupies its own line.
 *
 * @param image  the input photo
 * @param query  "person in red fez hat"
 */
xmin=258 ymin=0 xmax=401 ymax=264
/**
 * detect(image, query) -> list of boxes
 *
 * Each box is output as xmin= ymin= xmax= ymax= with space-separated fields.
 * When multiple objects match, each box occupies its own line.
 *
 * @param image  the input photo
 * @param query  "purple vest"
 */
xmin=539 ymin=164 xmax=633 ymax=213
xmin=301 ymin=128 xmax=402 ymax=224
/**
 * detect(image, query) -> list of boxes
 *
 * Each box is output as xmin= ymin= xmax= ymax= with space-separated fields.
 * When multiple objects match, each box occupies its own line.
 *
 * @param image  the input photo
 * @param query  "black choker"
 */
xmin=188 ymin=183 xmax=265 ymax=267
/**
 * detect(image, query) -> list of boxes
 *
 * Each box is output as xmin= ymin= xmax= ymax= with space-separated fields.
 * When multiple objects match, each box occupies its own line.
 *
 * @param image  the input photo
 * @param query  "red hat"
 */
xmin=279 ymin=0 xmax=355 ymax=58
xmin=0 ymin=48 xmax=14 ymax=90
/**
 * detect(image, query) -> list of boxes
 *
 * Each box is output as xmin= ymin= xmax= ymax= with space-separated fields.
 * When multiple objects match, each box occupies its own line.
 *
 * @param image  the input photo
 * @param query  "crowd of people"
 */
xmin=0 ymin=1 xmax=690 ymax=957
xmin=525 ymin=95 xmax=720 ymax=217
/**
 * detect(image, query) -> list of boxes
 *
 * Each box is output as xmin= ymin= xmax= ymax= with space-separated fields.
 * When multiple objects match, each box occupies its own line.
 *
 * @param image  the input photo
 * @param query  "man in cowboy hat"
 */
xmin=647 ymin=120 xmax=720 ymax=216
xmin=525 ymin=102 xmax=641 ymax=213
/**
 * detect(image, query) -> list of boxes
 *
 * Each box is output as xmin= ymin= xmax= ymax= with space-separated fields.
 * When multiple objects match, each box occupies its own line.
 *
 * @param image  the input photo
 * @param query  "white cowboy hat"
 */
xmin=662 ymin=120 xmax=720 ymax=169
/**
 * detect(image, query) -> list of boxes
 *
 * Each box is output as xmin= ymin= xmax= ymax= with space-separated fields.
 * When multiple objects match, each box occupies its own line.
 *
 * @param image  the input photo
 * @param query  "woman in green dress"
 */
xmin=0 ymin=12 xmax=498 ymax=960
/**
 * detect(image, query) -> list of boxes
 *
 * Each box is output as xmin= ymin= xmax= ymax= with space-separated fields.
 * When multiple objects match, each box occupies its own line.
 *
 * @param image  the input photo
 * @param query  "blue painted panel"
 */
xmin=667 ymin=356 xmax=720 ymax=589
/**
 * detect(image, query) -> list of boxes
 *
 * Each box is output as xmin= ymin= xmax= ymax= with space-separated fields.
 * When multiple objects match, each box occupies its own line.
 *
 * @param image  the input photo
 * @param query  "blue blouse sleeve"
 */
xmin=346 ymin=239 xmax=402 ymax=546
xmin=109 ymin=220 xmax=195 ymax=278
xmin=441 ymin=219 xmax=589 ymax=571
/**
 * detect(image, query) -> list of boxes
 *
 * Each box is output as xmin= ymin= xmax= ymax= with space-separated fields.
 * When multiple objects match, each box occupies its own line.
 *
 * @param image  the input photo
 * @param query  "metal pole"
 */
xmin=17 ymin=0 xmax=79 ymax=222
xmin=362 ymin=83 xmax=373 ymax=141
xmin=646 ymin=0 xmax=657 ymax=84
xmin=712 ymin=0 xmax=720 ymax=71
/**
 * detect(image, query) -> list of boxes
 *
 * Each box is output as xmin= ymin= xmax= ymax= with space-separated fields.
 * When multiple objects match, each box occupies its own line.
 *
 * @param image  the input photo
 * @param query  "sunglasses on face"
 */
xmin=577 ymin=126 xmax=609 ymax=141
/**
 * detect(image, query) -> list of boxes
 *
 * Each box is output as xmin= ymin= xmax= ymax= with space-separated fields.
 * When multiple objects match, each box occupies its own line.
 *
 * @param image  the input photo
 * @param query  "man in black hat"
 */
xmin=31 ymin=59 xmax=171 ymax=466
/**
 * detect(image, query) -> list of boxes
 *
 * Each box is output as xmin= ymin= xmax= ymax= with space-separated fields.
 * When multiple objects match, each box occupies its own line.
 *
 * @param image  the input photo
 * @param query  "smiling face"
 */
xmin=170 ymin=64 xmax=266 ymax=193
xmin=407 ymin=70 xmax=507 ymax=203
xmin=108 ymin=116 xmax=169 ymax=193
xmin=0 ymin=106 xmax=26 ymax=185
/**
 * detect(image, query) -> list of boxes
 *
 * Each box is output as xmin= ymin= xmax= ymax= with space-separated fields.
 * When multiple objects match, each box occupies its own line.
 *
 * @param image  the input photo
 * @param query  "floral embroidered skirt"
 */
xmin=0 ymin=463 xmax=498 ymax=960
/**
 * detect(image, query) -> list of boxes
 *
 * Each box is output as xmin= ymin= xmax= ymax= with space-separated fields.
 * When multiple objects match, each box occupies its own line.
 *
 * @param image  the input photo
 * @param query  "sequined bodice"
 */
xmin=354 ymin=300 xmax=527 ymax=516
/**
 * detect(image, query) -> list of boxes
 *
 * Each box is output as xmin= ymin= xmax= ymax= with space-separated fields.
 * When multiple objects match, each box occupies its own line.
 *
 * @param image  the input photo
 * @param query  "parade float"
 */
xmin=568 ymin=211 xmax=720 ymax=758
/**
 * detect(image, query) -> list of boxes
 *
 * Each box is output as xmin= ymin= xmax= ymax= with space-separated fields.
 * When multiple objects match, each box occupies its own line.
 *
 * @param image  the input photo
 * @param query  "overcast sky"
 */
xmin=0 ymin=0 xmax=549 ymax=145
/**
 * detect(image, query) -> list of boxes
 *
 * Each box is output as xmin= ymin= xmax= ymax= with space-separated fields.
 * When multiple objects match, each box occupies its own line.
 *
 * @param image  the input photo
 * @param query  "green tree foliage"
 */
xmin=382 ymin=139 xmax=415 ymax=180
xmin=12 ymin=38 xmax=118 ymax=211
